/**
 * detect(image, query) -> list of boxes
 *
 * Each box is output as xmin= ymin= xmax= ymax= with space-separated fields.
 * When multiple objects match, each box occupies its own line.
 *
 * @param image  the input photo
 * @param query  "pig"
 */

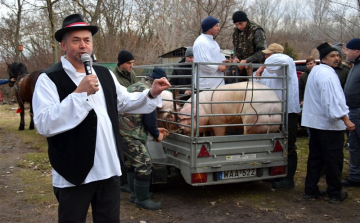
xmin=177 ymin=82 xmax=282 ymax=136
xmin=156 ymin=90 xmax=180 ymax=130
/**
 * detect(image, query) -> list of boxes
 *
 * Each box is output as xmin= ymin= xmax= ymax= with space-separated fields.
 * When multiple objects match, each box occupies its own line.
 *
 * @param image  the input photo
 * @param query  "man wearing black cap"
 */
xmin=301 ymin=42 xmax=354 ymax=203
xmin=32 ymin=14 xmax=170 ymax=222
xmin=232 ymin=11 xmax=266 ymax=72
xmin=119 ymin=67 xmax=169 ymax=210
xmin=170 ymin=46 xmax=194 ymax=97
xmin=193 ymin=16 xmax=227 ymax=89
xmin=113 ymin=50 xmax=137 ymax=87
xmin=343 ymin=38 xmax=360 ymax=187
xmin=113 ymin=49 xmax=137 ymax=194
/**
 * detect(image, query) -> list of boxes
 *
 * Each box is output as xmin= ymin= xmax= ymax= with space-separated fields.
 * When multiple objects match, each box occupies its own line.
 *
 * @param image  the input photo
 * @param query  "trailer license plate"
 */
xmin=220 ymin=169 xmax=256 ymax=179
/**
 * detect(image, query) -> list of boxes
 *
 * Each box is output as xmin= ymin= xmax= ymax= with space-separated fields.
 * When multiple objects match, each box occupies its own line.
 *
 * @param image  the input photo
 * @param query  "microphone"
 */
xmin=81 ymin=53 xmax=96 ymax=94
xmin=81 ymin=53 xmax=93 ymax=75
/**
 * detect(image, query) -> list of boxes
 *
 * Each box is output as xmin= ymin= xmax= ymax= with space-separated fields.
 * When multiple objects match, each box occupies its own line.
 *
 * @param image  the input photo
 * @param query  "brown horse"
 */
xmin=7 ymin=62 xmax=42 ymax=130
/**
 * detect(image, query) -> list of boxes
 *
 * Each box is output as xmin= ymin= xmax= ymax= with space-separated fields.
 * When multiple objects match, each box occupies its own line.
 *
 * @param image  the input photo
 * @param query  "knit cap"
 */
xmin=232 ymin=11 xmax=248 ymax=23
xmin=346 ymin=38 xmax=360 ymax=50
xmin=117 ymin=50 xmax=134 ymax=65
xmin=201 ymin=16 xmax=219 ymax=33
xmin=147 ymin=67 xmax=167 ymax=80
xmin=185 ymin=47 xmax=193 ymax=57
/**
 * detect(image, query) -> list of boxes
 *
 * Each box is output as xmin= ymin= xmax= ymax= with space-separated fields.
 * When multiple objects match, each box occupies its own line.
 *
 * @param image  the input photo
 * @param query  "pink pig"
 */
xmin=177 ymin=82 xmax=282 ymax=136
xmin=156 ymin=90 xmax=180 ymax=130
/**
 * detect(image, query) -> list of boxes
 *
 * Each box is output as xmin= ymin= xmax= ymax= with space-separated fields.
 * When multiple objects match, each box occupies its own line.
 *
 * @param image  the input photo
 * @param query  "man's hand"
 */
xmin=342 ymin=115 xmax=355 ymax=131
xmin=156 ymin=127 xmax=169 ymax=142
xmin=238 ymin=59 xmax=248 ymax=70
xmin=150 ymin=77 xmax=171 ymax=97
xmin=74 ymin=74 xmax=99 ymax=96
xmin=345 ymin=120 xmax=355 ymax=131
xmin=184 ymin=90 xmax=192 ymax=95
xmin=218 ymin=65 xmax=227 ymax=72
xmin=255 ymin=66 xmax=265 ymax=77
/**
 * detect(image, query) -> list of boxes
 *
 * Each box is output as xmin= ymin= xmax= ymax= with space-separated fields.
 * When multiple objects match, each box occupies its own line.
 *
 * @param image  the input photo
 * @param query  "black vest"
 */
xmin=44 ymin=62 xmax=124 ymax=186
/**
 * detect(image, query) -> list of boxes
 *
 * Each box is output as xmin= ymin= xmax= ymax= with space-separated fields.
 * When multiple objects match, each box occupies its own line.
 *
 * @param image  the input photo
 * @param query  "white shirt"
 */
xmin=193 ymin=33 xmax=225 ymax=89
xmin=301 ymin=64 xmax=348 ymax=130
xmin=264 ymin=53 xmax=301 ymax=113
xmin=32 ymin=56 xmax=162 ymax=188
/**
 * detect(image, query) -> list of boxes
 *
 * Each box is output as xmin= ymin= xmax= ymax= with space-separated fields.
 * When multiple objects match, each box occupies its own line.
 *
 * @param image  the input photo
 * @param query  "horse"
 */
xmin=7 ymin=62 xmax=42 ymax=130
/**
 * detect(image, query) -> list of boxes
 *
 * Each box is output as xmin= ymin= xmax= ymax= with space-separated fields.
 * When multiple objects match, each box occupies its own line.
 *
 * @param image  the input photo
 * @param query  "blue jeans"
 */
xmin=348 ymin=107 xmax=360 ymax=182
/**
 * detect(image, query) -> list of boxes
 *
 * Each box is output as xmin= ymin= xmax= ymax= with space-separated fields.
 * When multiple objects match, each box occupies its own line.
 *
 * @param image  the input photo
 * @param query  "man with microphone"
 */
xmin=32 ymin=14 xmax=170 ymax=222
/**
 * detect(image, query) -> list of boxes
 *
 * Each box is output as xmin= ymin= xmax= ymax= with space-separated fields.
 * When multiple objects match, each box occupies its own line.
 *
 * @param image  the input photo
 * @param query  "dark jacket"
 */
xmin=299 ymin=70 xmax=310 ymax=102
xmin=170 ymin=58 xmax=192 ymax=95
xmin=334 ymin=63 xmax=350 ymax=90
xmin=345 ymin=56 xmax=360 ymax=108
xmin=45 ymin=63 xmax=123 ymax=186
xmin=142 ymin=110 xmax=159 ymax=139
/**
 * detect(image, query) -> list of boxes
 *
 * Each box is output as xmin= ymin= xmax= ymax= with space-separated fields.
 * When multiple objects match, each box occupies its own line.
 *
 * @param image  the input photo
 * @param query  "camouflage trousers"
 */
xmin=122 ymin=137 xmax=152 ymax=175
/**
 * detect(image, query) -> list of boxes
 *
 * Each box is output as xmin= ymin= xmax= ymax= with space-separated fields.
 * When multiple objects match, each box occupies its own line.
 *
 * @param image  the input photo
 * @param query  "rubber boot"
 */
xmin=128 ymin=169 xmax=154 ymax=203
xmin=134 ymin=175 xmax=162 ymax=210
xmin=127 ymin=171 xmax=136 ymax=203
xmin=273 ymin=155 xmax=297 ymax=189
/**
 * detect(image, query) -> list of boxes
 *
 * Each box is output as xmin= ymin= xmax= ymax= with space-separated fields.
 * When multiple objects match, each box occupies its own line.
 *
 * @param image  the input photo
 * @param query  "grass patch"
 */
xmin=17 ymin=152 xmax=51 ymax=171
xmin=17 ymin=168 xmax=54 ymax=204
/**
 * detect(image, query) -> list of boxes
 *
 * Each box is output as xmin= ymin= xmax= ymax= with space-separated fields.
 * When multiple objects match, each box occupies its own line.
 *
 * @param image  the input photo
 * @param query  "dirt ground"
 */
xmin=1 ymin=105 xmax=360 ymax=223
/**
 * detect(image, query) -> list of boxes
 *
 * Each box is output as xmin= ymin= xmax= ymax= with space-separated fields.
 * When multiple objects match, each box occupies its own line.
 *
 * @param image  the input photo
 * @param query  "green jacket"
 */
xmin=334 ymin=63 xmax=350 ymax=90
xmin=113 ymin=66 xmax=137 ymax=87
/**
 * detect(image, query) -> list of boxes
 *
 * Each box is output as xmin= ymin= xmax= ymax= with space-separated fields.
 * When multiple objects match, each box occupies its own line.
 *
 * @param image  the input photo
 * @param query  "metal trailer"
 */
xmin=133 ymin=61 xmax=289 ymax=186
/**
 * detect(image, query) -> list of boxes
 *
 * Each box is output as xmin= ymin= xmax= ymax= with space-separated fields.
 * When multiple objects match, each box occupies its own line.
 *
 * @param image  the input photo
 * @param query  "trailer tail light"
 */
xmin=191 ymin=173 xmax=207 ymax=183
xmin=198 ymin=145 xmax=210 ymax=157
xmin=273 ymin=140 xmax=283 ymax=152
xmin=269 ymin=166 xmax=286 ymax=176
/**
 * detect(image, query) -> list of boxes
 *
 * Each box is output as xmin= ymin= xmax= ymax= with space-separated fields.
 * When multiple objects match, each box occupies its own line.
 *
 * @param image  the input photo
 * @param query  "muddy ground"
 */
xmin=1 ymin=105 xmax=360 ymax=223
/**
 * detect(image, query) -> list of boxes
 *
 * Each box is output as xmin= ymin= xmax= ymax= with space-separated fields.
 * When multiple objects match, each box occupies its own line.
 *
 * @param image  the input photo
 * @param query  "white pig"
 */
xmin=177 ymin=82 xmax=282 ymax=136
xmin=157 ymin=90 xmax=180 ymax=130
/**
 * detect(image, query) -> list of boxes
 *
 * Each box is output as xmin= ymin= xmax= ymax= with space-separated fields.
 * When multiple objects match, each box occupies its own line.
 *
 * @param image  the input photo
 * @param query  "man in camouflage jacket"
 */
xmin=229 ymin=11 xmax=266 ymax=82
xmin=119 ymin=67 xmax=169 ymax=210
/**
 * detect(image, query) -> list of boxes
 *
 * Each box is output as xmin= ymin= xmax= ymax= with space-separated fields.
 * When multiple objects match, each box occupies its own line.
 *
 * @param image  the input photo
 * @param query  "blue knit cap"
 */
xmin=346 ymin=38 xmax=360 ymax=50
xmin=201 ymin=16 xmax=219 ymax=33
xmin=147 ymin=67 xmax=167 ymax=80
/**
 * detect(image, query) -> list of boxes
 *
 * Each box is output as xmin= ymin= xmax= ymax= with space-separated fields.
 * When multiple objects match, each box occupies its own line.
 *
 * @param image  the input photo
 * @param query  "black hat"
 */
xmin=317 ymin=42 xmax=339 ymax=60
xmin=232 ymin=11 xmax=249 ymax=23
xmin=147 ymin=67 xmax=167 ymax=80
xmin=55 ymin=14 xmax=99 ymax=42
xmin=117 ymin=50 xmax=134 ymax=65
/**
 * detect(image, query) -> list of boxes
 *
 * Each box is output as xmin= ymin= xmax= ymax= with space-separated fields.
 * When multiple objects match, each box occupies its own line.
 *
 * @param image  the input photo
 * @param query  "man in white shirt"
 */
xmin=32 ymin=14 xmax=170 ymax=222
xmin=302 ymin=42 xmax=354 ymax=203
xmin=193 ymin=16 xmax=227 ymax=89
xmin=255 ymin=43 xmax=301 ymax=190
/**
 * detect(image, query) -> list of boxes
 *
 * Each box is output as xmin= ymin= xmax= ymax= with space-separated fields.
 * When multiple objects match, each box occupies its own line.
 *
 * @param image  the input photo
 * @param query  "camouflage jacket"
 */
xmin=232 ymin=21 xmax=266 ymax=63
xmin=118 ymin=79 xmax=152 ymax=142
